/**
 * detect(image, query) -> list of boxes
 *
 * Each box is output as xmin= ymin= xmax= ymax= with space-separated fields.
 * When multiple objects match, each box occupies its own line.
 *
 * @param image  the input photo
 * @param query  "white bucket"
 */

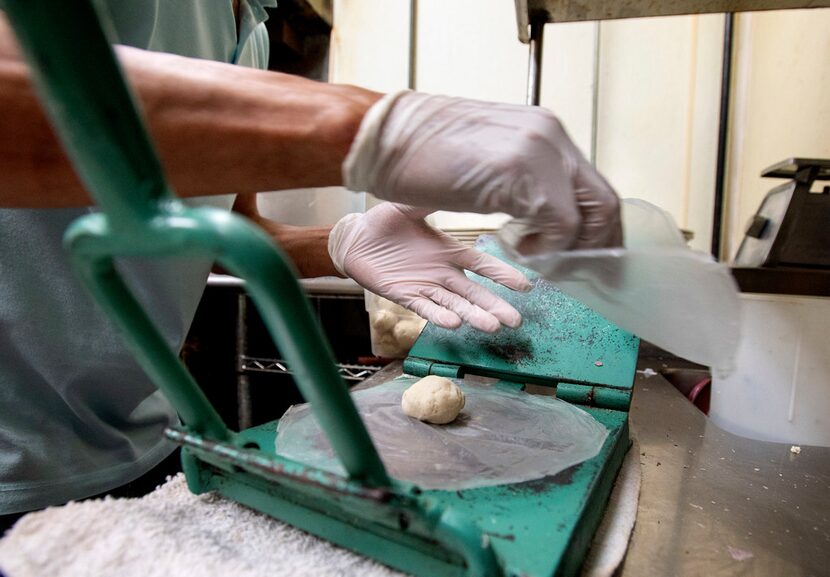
xmin=710 ymin=293 xmax=830 ymax=447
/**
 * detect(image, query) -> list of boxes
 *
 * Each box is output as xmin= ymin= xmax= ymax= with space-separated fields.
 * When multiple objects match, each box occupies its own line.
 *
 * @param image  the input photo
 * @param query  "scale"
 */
xmin=729 ymin=157 xmax=830 ymax=295
xmin=734 ymin=157 xmax=830 ymax=270
xmin=6 ymin=1 xmax=638 ymax=575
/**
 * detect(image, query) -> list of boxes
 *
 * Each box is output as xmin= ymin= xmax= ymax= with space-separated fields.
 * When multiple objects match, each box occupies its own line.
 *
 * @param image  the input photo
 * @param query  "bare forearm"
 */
xmin=272 ymin=223 xmax=339 ymax=278
xmin=0 ymin=13 xmax=380 ymax=207
xmin=233 ymin=194 xmax=340 ymax=278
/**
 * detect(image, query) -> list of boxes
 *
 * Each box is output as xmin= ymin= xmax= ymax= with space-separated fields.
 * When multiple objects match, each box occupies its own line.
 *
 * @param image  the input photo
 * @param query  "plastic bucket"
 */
xmin=710 ymin=293 xmax=830 ymax=446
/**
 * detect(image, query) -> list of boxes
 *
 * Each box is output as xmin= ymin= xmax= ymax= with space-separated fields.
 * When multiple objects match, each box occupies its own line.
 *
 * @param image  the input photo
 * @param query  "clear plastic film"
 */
xmin=500 ymin=199 xmax=741 ymax=371
xmin=275 ymin=376 xmax=608 ymax=490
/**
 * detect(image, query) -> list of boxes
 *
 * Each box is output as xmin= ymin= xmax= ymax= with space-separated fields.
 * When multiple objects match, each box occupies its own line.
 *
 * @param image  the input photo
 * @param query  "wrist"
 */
xmin=273 ymin=222 xmax=339 ymax=278
xmin=341 ymin=90 xmax=413 ymax=193
xmin=326 ymin=86 xmax=384 ymax=184
xmin=328 ymin=213 xmax=363 ymax=277
xmin=235 ymin=198 xmax=339 ymax=278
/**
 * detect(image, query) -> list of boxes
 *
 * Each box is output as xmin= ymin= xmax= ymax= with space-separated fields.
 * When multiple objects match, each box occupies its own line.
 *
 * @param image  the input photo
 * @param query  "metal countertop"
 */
xmin=360 ymin=362 xmax=830 ymax=577
xmin=623 ymin=367 xmax=829 ymax=577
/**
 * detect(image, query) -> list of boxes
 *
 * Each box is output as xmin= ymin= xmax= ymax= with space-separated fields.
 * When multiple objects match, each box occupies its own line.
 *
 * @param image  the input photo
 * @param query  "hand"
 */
xmin=328 ymin=203 xmax=531 ymax=332
xmin=343 ymin=91 xmax=622 ymax=254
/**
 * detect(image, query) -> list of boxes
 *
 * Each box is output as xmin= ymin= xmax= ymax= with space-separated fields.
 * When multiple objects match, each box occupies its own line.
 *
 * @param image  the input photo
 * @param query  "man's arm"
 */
xmin=0 ymin=12 xmax=380 ymax=207
xmin=1 ymin=10 xmax=622 ymax=331
xmin=231 ymin=194 xmax=339 ymax=278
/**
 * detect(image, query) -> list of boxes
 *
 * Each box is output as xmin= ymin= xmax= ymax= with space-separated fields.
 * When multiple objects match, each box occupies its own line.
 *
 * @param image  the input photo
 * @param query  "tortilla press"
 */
xmin=5 ymin=1 xmax=638 ymax=575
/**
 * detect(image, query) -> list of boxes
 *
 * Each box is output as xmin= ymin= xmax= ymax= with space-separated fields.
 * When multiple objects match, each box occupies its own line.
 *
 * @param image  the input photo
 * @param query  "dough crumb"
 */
xmin=401 ymin=375 xmax=465 ymax=424
xmin=790 ymin=445 xmax=801 ymax=455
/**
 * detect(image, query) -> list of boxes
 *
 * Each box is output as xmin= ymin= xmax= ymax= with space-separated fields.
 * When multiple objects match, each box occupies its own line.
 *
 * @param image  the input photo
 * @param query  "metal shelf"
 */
xmin=240 ymin=356 xmax=383 ymax=382
xmin=515 ymin=0 xmax=830 ymax=41
xmin=235 ymin=356 xmax=381 ymax=430
xmin=232 ymin=286 xmax=375 ymax=428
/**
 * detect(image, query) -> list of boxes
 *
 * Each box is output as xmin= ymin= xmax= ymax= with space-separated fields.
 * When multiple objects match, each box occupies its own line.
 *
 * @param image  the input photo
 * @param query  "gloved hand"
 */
xmin=328 ymin=203 xmax=531 ymax=333
xmin=343 ymin=91 xmax=622 ymax=254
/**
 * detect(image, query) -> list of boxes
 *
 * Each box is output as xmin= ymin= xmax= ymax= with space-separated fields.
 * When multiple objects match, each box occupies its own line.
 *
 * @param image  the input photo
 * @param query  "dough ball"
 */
xmin=375 ymin=332 xmax=405 ymax=357
xmin=401 ymin=375 xmax=465 ymax=424
xmin=393 ymin=318 xmax=426 ymax=349
xmin=371 ymin=310 xmax=398 ymax=333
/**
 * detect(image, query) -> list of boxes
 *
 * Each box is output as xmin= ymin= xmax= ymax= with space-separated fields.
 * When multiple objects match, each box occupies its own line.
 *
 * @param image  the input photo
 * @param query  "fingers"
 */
xmin=456 ymin=248 xmax=531 ymax=292
xmin=499 ymin=198 xmax=582 ymax=255
xmin=421 ymin=286 xmax=503 ymax=333
xmin=406 ymin=298 xmax=462 ymax=330
xmin=443 ymin=275 xmax=523 ymax=329
xmin=498 ymin=217 xmax=573 ymax=255
xmin=572 ymin=160 xmax=622 ymax=249
xmin=499 ymin=158 xmax=620 ymax=254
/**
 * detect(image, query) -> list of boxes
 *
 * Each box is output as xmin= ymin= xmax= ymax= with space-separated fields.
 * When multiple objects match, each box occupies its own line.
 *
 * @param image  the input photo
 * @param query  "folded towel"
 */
xmin=0 ymin=449 xmax=640 ymax=577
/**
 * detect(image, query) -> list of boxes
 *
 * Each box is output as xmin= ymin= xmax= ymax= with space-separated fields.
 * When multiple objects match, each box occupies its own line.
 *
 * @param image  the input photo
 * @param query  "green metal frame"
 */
xmin=4 ymin=1 xmax=639 ymax=575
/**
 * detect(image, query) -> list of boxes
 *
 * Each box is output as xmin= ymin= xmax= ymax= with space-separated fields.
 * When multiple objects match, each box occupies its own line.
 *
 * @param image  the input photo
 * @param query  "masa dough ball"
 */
xmin=371 ymin=310 xmax=398 ymax=333
xmin=393 ymin=318 xmax=426 ymax=349
xmin=376 ymin=332 xmax=405 ymax=357
xmin=401 ymin=375 xmax=465 ymax=424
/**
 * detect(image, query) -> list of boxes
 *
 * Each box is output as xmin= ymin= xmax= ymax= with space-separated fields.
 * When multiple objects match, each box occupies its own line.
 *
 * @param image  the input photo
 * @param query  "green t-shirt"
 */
xmin=0 ymin=0 xmax=274 ymax=514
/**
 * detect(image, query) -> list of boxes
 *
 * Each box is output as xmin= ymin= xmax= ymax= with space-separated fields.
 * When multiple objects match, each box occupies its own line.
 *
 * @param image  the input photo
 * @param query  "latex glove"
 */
xmin=328 ymin=203 xmax=531 ymax=333
xmin=343 ymin=91 xmax=622 ymax=255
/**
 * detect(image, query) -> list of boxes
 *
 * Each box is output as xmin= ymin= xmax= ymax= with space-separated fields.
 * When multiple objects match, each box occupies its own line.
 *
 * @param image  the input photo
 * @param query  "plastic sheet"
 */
xmin=275 ymin=376 xmax=608 ymax=490
xmin=501 ymin=199 xmax=741 ymax=371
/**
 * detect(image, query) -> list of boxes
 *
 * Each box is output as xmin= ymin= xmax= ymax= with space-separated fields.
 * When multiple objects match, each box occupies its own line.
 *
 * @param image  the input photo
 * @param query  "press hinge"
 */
xmin=402 ymin=357 xmax=463 ymax=379
xmin=555 ymin=382 xmax=631 ymax=411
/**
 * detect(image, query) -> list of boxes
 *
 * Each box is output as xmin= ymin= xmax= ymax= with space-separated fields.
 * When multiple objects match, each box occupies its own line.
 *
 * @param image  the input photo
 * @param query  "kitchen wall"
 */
xmin=324 ymin=1 xmax=830 ymax=258
xmin=724 ymin=9 xmax=830 ymax=258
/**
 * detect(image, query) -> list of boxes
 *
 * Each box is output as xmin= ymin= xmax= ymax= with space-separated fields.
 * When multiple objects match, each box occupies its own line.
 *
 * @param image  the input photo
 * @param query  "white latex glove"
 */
xmin=328 ymin=203 xmax=531 ymax=333
xmin=343 ymin=91 xmax=622 ymax=255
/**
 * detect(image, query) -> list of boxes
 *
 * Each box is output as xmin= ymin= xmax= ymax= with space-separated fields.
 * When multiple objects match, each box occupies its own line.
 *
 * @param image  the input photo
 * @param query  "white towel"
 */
xmin=581 ymin=441 xmax=643 ymax=577
xmin=0 ymin=449 xmax=640 ymax=577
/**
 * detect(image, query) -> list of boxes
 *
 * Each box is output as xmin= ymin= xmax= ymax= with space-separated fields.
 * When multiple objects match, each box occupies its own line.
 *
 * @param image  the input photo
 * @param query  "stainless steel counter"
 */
xmin=361 ymin=362 xmax=830 ymax=576
xmin=624 ymin=367 xmax=829 ymax=577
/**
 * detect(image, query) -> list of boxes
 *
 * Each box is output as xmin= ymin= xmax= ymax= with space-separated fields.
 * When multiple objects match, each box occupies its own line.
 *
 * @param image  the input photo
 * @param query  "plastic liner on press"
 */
xmin=276 ymin=376 xmax=608 ymax=490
